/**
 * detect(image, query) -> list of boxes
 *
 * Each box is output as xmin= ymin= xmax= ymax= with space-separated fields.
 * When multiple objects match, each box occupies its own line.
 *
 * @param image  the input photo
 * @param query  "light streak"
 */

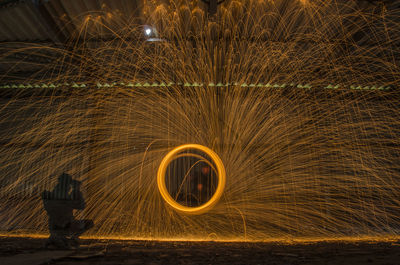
xmin=157 ymin=144 xmax=226 ymax=215
xmin=0 ymin=83 xmax=392 ymax=91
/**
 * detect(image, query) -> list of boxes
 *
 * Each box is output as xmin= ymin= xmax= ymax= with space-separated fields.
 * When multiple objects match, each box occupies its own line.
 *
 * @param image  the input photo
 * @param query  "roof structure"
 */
xmin=0 ymin=0 xmax=399 ymax=85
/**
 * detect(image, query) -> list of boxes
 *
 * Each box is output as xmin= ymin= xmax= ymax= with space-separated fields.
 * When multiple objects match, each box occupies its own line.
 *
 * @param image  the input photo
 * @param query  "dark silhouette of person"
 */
xmin=183 ymin=164 xmax=216 ymax=206
xmin=42 ymin=173 xmax=93 ymax=248
xmin=192 ymin=165 xmax=215 ymax=204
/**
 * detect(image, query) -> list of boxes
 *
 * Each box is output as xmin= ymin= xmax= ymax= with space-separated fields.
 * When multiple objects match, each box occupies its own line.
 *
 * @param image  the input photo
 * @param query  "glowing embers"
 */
xmin=157 ymin=144 xmax=226 ymax=214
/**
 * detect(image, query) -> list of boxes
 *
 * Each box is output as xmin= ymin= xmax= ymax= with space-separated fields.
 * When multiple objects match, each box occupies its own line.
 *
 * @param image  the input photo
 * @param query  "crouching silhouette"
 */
xmin=42 ymin=173 xmax=94 ymax=248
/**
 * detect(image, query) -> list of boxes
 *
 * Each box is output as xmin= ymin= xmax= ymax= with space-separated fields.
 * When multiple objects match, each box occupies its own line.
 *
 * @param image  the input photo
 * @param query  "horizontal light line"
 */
xmin=0 ymin=82 xmax=392 ymax=90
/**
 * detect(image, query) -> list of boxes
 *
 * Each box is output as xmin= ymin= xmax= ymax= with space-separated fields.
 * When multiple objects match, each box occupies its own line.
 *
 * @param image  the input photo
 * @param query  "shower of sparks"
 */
xmin=0 ymin=0 xmax=400 ymax=241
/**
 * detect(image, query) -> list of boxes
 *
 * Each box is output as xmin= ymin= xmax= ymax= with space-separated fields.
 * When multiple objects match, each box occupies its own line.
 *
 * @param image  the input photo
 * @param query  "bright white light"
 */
xmin=143 ymin=25 xmax=162 ymax=42
xmin=145 ymin=28 xmax=152 ymax=36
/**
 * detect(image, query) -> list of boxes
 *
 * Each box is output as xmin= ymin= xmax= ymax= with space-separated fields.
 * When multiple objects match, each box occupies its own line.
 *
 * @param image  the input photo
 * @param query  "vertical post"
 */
xmin=209 ymin=0 xmax=218 ymax=16
xmin=201 ymin=0 xmax=225 ymax=17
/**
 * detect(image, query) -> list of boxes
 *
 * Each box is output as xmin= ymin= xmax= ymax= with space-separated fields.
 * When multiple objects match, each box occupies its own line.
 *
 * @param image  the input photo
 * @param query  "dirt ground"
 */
xmin=1 ymin=236 xmax=400 ymax=265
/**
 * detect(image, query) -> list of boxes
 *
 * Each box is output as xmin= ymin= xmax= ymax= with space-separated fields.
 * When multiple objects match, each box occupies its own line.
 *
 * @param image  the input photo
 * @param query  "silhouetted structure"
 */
xmin=42 ymin=173 xmax=93 ymax=248
xmin=200 ymin=0 xmax=226 ymax=16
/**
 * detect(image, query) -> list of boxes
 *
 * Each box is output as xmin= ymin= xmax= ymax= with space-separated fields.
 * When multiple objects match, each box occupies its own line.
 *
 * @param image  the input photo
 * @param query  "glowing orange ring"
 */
xmin=157 ymin=144 xmax=226 ymax=215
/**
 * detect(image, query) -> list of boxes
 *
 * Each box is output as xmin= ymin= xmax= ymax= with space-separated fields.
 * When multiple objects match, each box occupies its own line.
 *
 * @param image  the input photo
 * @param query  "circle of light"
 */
xmin=157 ymin=144 xmax=226 ymax=215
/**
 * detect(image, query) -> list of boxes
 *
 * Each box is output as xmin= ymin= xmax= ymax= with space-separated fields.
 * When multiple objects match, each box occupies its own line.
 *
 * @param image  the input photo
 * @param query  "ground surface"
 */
xmin=1 ymin=236 xmax=400 ymax=265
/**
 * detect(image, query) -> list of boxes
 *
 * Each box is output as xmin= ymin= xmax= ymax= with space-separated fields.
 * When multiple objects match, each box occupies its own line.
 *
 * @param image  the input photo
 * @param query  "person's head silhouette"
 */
xmin=52 ymin=173 xmax=74 ymax=199
xmin=58 ymin=173 xmax=73 ymax=186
